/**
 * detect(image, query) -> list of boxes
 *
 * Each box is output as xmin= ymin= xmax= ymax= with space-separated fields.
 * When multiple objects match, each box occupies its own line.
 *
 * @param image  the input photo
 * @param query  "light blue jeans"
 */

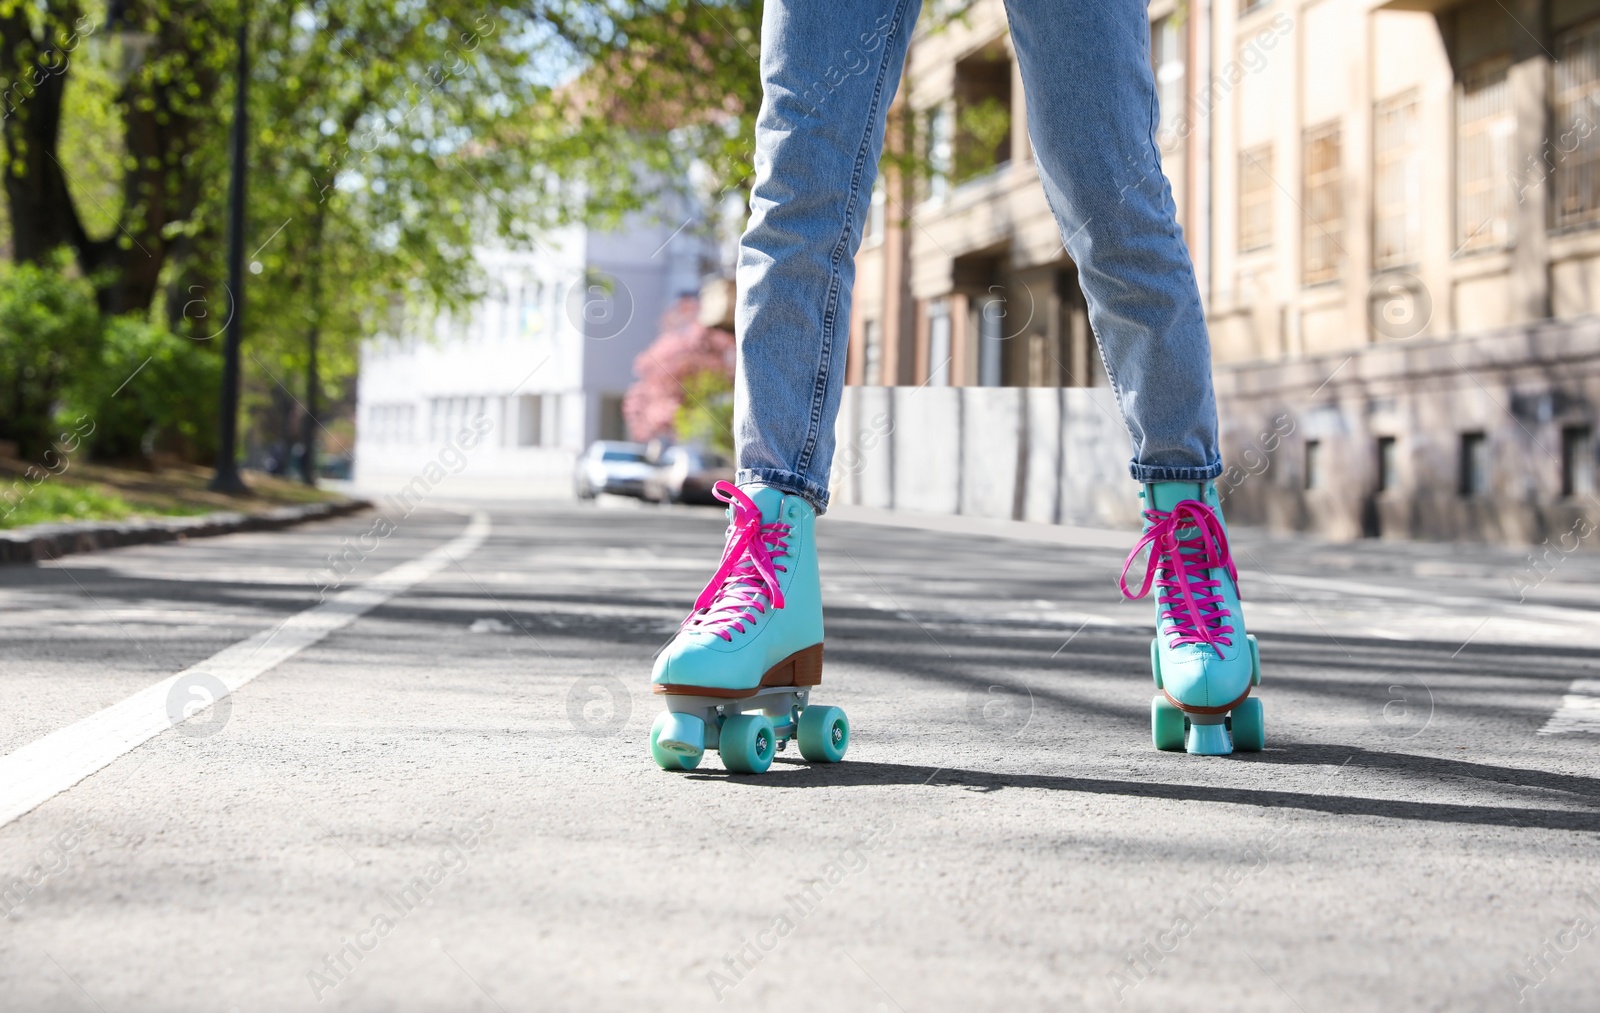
xmin=733 ymin=0 xmax=1224 ymax=512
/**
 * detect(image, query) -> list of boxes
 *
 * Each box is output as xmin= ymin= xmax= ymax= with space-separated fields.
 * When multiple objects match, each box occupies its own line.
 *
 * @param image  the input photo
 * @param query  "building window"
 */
xmin=1302 ymin=123 xmax=1344 ymax=285
xmin=1563 ymin=425 xmax=1595 ymax=497
xmin=1239 ymin=146 xmax=1273 ymax=252
xmin=1460 ymin=432 xmax=1489 ymax=497
xmin=953 ymin=46 xmax=1013 ymax=186
xmin=863 ymin=177 xmax=887 ymax=246
xmin=926 ymin=299 xmax=952 ymax=386
xmin=430 ymin=397 xmax=484 ymax=444
xmin=1373 ymin=92 xmax=1422 ymax=269
xmin=367 ymin=404 xmax=416 ymax=446
xmin=925 ymin=104 xmax=953 ymax=203
xmin=862 ymin=319 xmax=883 ymax=386
xmin=1456 ymin=57 xmax=1514 ymax=252
xmin=517 ymin=394 xmax=543 ymax=447
xmin=977 ymin=295 xmax=1003 ymax=387
xmin=1554 ymin=22 xmax=1600 ymax=229
xmin=1304 ymin=440 xmax=1322 ymax=491
xmin=1152 ymin=14 xmax=1187 ymax=223
xmin=1376 ymin=436 xmax=1398 ymax=493
xmin=599 ymin=394 xmax=627 ymax=442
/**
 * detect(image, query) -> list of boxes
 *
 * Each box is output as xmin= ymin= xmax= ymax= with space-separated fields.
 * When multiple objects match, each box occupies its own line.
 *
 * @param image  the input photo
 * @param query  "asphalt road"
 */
xmin=2 ymin=496 xmax=1599 ymax=1012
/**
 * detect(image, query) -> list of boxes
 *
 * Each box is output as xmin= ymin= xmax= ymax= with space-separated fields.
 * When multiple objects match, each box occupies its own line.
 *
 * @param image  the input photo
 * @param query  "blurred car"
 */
xmin=644 ymin=445 xmax=735 ymax=505
xmin=317 ymin=454 xmax=354 ymax=481
xmin=574 ymin=441 xmax=653 ymax=499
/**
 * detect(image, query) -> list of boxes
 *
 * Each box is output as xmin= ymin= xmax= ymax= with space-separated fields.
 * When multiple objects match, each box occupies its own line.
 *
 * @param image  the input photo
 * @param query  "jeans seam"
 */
xmin=1097 ymin=21 xmax=1204 ymax=482
xmin=1086 ymin=28 xmax=1165 ymax=461
xmin=1130 ymin=462 xmax=1225 ymax=482
xmin=793 ymin=0 xmax=912 ymax=486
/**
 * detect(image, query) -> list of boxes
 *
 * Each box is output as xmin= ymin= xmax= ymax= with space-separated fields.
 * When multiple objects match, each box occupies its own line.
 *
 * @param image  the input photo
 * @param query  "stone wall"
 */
xmin=834 ymin=317 xmax=1600 ymax=548
xmin=1216 ymin=317 xmax=1600 ymax=547
xmin=829 ymin=386 xmax=1142 ymax=529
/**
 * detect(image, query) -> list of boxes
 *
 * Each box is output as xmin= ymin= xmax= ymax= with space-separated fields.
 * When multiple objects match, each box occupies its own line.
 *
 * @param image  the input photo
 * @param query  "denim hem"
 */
xmin=737 ymin=467 xmax=831 ymax=514
xmin=1128 ymin=461 xmax=1225 ymax=483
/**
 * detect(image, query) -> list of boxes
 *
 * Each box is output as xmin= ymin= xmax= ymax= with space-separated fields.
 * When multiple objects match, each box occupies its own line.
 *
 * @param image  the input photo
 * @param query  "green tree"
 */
xmin=237 ymin=3 xmax=543 ymax=478
xmin=673 ymin=369 xmax=733 ymax=458
xmin=1 ymin=1 xmax=550 ymax=474
xmin=0 ymin=253 xmax=100 ymax=459
xmin=535 ymin=1 xmax=765 ymax=220
xmin=3 ymin=1 xmax=942 ymax=478
xmin=68 ymin=314 xmax=220 ymax=461
xmin=1 ymin=1 xmax=230 ymax=313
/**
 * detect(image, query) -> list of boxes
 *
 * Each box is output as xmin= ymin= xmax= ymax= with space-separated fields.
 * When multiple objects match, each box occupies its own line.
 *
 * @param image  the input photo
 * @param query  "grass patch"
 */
xmin=1 ymin=481 xmax=138 ymax=529
xmin=0 ymin=457 xmax=346 ymax=530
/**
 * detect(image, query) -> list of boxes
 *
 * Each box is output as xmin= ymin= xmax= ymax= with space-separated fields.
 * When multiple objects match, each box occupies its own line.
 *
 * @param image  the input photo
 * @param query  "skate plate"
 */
xmin=651 ymin=685 xmax=849 ymax=773
xmin=662 ymin=685 xmax=812 ymax=752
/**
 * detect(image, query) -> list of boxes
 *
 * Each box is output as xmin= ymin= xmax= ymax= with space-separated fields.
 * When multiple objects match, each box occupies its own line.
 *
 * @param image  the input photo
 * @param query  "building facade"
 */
xmin=846 ymin=0 xmax=1600 ymax=545
xmin=354 ymin=212 xmax=707 ymax=495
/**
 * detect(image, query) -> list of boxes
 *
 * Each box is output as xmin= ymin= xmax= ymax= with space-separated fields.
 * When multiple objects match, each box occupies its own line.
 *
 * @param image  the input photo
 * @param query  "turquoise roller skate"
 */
xmin=649 ymin=481 xmax=848 ymax=774
xmin=1120 ymin=480 xmax=1263 ymax=756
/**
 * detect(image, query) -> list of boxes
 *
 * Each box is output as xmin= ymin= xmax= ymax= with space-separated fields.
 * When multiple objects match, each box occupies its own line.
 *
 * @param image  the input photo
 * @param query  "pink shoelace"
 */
xmin=680 ymin=481 xmax=791 ymax=641
xmin=1119 ymin=498 xmax=1238 ymax=656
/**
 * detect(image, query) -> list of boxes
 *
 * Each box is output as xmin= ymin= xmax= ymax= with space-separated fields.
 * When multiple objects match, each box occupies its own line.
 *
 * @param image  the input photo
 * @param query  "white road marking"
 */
xmin=1539 ymin=679 xmax=1600 ymax=735
xmin=0 ymin=512 xmax=491 ymax=830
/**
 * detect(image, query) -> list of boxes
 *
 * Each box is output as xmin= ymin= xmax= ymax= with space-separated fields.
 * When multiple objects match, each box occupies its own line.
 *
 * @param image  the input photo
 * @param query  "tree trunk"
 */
xmin=0 ymin=2 xmax=222 ymax=316
xmin=0 ymin=4 xmax=89 ymax=263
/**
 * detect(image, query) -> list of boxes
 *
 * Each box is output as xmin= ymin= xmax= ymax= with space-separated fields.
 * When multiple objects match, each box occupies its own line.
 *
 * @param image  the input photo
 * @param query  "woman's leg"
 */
xmin=1002 ymin=0 xmax=1221 ymax=482
xmin=648 ymin=1 xmax=920 ymax=726
xmin=734 ymin=0 xmax=923 ymax=512
xmin=1003 ymin=0 xmax=1258 ymax=756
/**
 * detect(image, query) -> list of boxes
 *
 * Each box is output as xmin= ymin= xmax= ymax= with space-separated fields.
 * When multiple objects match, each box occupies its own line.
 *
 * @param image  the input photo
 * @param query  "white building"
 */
xmin=354 ymin=210 xmax=709 ymax=496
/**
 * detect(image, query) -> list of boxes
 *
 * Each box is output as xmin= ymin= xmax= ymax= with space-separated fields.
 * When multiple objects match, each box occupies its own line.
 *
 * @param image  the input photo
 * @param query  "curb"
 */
xmin=0 ymin=499 xmax=373 ymax=565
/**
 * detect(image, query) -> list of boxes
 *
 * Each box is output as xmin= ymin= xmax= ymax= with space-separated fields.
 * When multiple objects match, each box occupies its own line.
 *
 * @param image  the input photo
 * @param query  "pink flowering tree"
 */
xmin=623 ymin=296 xmax=735 ymax=455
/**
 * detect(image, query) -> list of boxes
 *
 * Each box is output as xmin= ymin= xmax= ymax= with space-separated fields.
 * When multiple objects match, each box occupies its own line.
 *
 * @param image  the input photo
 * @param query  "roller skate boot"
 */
xmin=648 ymin=481 xmax=848 ymax=774
xmin=1119 ymin=480 xmax=1263 ymax=755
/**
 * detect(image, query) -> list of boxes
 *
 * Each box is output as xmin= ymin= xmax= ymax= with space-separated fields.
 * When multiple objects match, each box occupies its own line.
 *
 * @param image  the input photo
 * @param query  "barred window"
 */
xmin=1302 ymin=123 xmax=1344 ymax=285
xmin=1239 ymin=145 xmax=1273 ymax=252
xmin=1554 ymin=22 xmax=1600 ymax=229
xmin=1373 ymin=92 xmax=1422 ymax=269
xmin=1456 ymin=57 xmax=1514 ymax=252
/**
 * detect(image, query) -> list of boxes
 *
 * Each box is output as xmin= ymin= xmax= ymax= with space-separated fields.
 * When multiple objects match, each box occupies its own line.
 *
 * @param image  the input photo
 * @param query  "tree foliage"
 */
xmin=0 ymin=252 xmax=99 ymax=459
xmin=0 ymin=0 xmax=786 ymax=474
xmin=71 ymin=314 xmax=220 ymax=461
xmin=533 ymin=1 xmax=764 ymax=223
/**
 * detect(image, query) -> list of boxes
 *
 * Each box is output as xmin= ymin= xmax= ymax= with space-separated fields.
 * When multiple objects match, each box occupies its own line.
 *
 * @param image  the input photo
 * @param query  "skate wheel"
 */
xmin=719 ymin=714 xmax=777 ymax=774
xmin=1231 ymin=697 xmax=1265 ymax=752
xmin=797 ymin=705 xmax=849 ymax=763
xmin=1151 ymin=696 xmax=1185 ymax=751
xmin=1149 ymin=637 xmax=1163 ymax=689
xmin=1247 ymin=634 xmax=1261 ymax=687
xmin=650 ymin=712 xmax=704 ymax=771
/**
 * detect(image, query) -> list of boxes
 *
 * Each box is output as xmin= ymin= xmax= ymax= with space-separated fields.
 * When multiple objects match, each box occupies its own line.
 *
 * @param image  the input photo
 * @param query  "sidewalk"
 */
xmin=0 ymin=499 xmax=372 ymax=564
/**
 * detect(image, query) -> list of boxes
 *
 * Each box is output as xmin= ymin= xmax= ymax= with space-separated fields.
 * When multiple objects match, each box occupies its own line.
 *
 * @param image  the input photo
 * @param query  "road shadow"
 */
xmin=683 ymin=753 xmax=1600 ymax=833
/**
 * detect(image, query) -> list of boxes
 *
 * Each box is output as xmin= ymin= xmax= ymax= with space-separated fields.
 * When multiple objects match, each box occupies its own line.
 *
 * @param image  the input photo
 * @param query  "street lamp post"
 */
xmin=209 ymin=3 xmax=250 ymax=494
xmin=299 ymin=309 xmax=318 ymax=486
